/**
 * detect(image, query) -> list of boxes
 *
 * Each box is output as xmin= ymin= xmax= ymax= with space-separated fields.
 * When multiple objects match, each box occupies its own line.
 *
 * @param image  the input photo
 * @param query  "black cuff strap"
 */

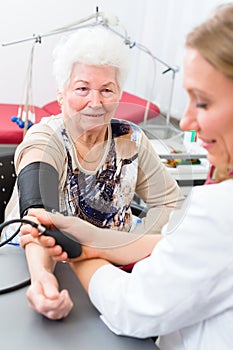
xmin=17 ymin=161 xmax=59 ymax=218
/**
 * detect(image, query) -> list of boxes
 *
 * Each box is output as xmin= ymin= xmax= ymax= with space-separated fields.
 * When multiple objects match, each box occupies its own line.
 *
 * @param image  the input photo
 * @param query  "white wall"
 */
xmin=0 ymin=0 xmax=228 ymax=119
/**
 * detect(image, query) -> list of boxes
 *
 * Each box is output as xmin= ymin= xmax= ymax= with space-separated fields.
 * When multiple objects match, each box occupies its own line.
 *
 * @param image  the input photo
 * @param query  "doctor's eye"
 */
xmin=196 ymin=102 xmax=208 ymax=109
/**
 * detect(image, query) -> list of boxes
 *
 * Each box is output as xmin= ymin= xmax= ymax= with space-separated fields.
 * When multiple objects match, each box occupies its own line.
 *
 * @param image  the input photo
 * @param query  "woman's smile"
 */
xmin=82 ymin=113 xmax=105 ymax=118
xmin=198 ymin=136 xmax=216 ymax=150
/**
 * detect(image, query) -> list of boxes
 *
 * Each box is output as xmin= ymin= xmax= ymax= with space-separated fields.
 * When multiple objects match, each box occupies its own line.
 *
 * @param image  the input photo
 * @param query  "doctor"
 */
xmin=21 ymin=3 xmax=233 ymax=349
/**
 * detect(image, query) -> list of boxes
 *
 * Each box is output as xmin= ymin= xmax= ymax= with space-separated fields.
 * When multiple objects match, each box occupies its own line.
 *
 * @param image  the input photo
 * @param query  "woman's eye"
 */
xmin=101 ymin=88 xmax=114 ymax=97
xmin=196 ymin=102 xmax=208 ymax=109
xmin=76 ymin=87 xmax=89 ymax=96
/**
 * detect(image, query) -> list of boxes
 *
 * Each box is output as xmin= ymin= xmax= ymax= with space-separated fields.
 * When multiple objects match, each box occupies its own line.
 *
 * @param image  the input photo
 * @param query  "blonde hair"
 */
xmin=186 ymin=3 xmax=233 ymax=80
xmin=186 ymin=3 xmax=233 ymax=182
xmin=53 ymin=26 xmax=130 ymax=91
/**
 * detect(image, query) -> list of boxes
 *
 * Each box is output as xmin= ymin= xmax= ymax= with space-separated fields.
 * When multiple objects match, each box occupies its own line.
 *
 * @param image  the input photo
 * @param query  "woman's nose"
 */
xmin=180 ymin=106 xmax=199 ymax=131
xmin=87 ymin=89 xmax=103 ymax=108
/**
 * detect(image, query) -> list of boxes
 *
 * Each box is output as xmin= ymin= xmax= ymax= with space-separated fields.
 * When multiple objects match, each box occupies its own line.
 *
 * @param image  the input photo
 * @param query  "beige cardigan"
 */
xmin=5 ymin=114 xmax=184 ymax=238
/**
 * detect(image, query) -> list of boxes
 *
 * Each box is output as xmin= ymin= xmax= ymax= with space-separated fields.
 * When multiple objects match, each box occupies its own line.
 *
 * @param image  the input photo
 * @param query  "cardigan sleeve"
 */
xmin=14 ymin=116 xmax=67 ymax=184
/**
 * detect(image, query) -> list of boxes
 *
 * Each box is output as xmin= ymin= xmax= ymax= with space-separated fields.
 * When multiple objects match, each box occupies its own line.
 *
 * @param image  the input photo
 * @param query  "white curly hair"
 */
xmin=53 ymin=25 xmax=130 ymax=91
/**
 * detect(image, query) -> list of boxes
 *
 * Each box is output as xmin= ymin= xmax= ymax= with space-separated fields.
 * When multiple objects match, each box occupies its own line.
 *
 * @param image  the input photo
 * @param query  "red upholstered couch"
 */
xmin=0 ymin=104 xmax=48 ymax=145
xmin=0 ymin=91 xmax=160 ymax=145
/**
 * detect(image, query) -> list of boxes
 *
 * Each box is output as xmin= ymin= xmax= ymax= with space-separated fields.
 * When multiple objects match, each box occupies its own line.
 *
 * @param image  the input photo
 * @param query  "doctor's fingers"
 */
xmin=21 ymin=214 xmax=40 ymax=236
xmin=20 ymin=234 xmax=40 ymax=249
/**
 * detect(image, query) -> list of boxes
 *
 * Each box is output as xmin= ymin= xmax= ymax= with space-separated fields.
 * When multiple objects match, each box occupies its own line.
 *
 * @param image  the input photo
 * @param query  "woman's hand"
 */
xmin=21 ymin=209 xmax=160 ymax=266
xmin=20 ymin=209 xmax=99 ymax=262
xmin=26 ymin=233 xmax=98 ymax=263
xmin=27 ymin=268 xmax=73 ymax=319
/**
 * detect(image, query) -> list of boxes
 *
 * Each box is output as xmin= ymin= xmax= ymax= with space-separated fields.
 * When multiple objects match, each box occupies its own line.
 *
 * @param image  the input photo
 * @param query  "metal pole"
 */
xmin=2 ymin=11 xmax=179 ymax=125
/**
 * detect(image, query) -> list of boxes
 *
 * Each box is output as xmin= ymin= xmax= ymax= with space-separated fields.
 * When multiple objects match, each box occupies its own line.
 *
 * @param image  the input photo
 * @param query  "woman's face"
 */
xmin=180 ymin=48 xmax=233 ymax=168
xmin=60 ymin=62 xmax=121 ymax=134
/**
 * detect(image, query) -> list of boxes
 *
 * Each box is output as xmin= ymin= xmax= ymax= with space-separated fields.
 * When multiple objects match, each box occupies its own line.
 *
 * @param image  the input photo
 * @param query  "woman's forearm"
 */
xmin=25 ymin=243 xmax=56 ymax=282
xmin=22 ymin=210 xmax=162 ymax=266
xmin=70 ymin=259 xmax=110 ymax=293
xmin=71 ymin=235 xmax=162 ymax=294
xmin=82 ymin=233 xmax=162 ymax=265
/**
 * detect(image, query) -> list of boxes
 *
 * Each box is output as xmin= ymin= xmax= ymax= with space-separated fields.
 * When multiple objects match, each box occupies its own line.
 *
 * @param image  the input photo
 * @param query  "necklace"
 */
xmin=71 ymin=127 xmax=109 ymax=164
xmin=75 ymin=144 xmax=104 ymax=164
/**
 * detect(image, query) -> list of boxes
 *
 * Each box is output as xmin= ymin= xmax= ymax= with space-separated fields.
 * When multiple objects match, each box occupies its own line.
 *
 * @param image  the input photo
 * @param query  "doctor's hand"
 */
xmin=26 ymin=268 xmax=73 ymax=320
xmin=20 ymin=209 xmax=99 ymax=263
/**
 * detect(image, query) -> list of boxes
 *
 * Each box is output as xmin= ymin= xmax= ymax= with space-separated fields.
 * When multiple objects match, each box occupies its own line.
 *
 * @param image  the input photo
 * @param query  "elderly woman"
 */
xmin=5 ymin=25 xmax=182 ymax=312
xmin=22 ymin=3 xmax=233 ymax=349
xmin=5 ymin=26 xmax=182 ymax=243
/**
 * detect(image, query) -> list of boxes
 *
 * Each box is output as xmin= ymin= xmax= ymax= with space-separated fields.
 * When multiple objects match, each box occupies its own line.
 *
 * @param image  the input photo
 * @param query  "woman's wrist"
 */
xmin=80 ymin=244 xmax=103 ymax=260
xmin=20 ymin=234 xmax=40 ymax=249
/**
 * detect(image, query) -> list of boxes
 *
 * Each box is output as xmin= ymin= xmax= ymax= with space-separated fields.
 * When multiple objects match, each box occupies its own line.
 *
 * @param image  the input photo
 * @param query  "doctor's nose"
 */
xmin=179 ymin=105 xmax=199 ymax=131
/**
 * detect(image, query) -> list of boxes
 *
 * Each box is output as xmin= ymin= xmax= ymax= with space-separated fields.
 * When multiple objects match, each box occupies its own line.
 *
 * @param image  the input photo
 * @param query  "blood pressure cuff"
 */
xmin=17 ymin=161 xmax=59 ymax=218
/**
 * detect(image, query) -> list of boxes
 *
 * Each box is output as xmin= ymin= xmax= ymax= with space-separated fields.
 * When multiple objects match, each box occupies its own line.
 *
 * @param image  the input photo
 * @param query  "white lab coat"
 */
xmin=88 ymin=179 xmax=233 ymax=350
